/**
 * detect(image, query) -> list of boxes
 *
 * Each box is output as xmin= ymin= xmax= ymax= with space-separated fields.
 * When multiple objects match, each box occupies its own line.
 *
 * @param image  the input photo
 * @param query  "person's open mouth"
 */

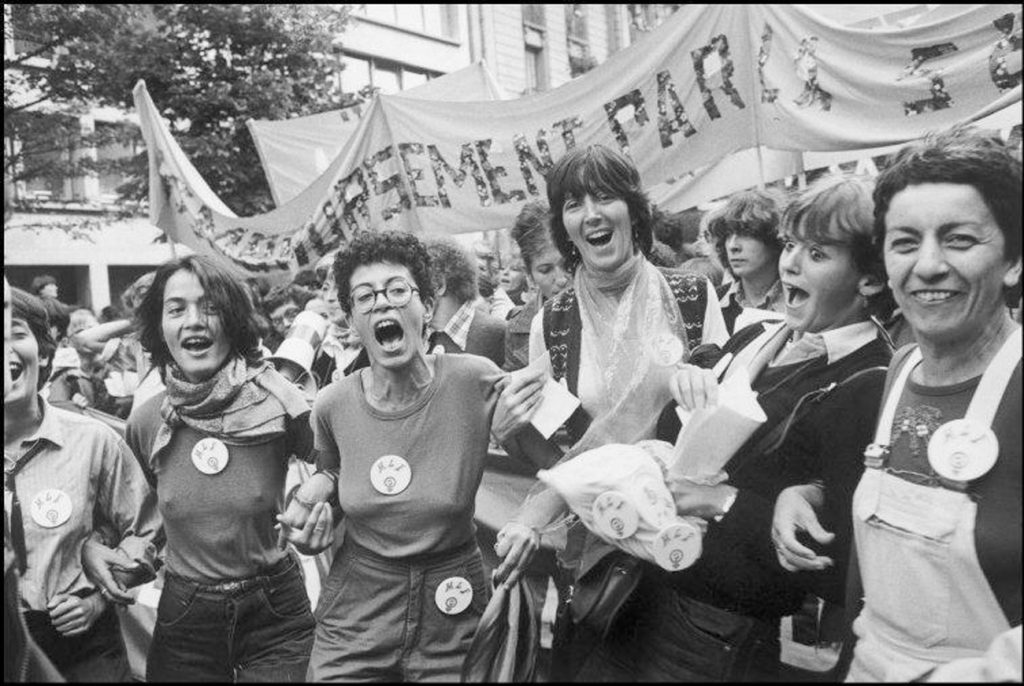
xmin=9 ymin=359 xmax=24 ymax=382
xmin=911 ymin=289 xmax=957 ymax=304
xmin=784 ymin=283 xmax=810 ymax=308
xmin=374 ymin=318 xmax=405 ymax=353
xmin=180 ymin=335 xmax=214 ymax=354
xmin=585 ymin=229 xmax=614 ymax=247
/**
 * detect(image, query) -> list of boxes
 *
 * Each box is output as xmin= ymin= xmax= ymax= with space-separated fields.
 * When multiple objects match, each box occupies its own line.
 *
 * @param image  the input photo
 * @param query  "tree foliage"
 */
xmin=5 ymin=4 xmax=354 ymax=216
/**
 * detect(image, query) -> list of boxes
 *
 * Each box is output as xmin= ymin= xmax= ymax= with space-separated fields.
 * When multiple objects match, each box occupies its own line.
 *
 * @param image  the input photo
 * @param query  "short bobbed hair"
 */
xmin=334 ymin=231 xmax=435 ymax=315
xmin=136 ymin=255 xmax=263 ymax=370
xmin=511 ymin=200 xmax=556 ymax=272
xmin=545 ymin=145 xmax=653 ymax=274
xmin=421 ymin=235 xmax=477 ymax=305
xmin=783 ymin=174 xmax=894 ymax=319
xmin=706 ymin=188 xmax=786 ymax=278
xmin=874 ymin=126 xmax=1022 ymax=263
xmin=11 ymin=288 xmax=57 ymax=389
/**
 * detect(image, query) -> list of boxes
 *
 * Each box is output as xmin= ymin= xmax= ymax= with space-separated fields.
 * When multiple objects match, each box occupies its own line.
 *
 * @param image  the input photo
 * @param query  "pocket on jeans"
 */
xmin=259 ymin=570 xmax=312 ymax=620
xmin=156 ymin=581 xmax=199 ymax=628
xmin=314 ymin=554 xmax=353 ymax=622
xmin=655 ymin=595 xmax=744 ymax=681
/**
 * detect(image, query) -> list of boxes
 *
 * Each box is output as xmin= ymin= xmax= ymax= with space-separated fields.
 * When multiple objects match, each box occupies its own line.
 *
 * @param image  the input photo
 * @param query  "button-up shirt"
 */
xmin=4 ymin=397 xmax=161 ymax=611
xmin=439 ymin=301 xmax=477 ymax=352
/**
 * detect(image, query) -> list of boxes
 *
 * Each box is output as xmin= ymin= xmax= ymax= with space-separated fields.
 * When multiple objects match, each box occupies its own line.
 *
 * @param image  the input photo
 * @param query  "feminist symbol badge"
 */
xmin=652 ymin=521 xmax=702 ymax=572
xmin=435 ymin=576 xmax=473 ymax=615
xmin=370 ymin=455 xmax=411 ymax=495
xmin=651 ymin=333 xmax=685 ymax=367
xmin=591 ymin=490 xmax=639 ymax=540
xmin=30 ymin=489 xmax=73 ymax=528
xmin=191 ymin=438 xmax=229 ymax=475
xmin=927 ymin=418 xmax=998 ymax=483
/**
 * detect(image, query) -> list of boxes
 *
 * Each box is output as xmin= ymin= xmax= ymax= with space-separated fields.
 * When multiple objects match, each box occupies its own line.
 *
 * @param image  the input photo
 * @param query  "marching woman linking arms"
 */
xmin=278 ymin=231 xmax=545 ymax=682
xmin=774 ymin=127 xmax=1022 ymax=681
xmin=4 ymin=288 xmax=160 ymax=681
xmin=87 ymin=255 xmax=318 ymax=682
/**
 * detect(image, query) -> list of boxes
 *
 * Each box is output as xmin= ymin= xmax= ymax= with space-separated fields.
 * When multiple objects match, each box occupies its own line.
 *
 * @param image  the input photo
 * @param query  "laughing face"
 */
xmin=779 ymin=228 xmax=874 ymax=334
xmin=883 ymin=183 xmax=1021 ymax=349
xmin=5 ymin=314 xmax=43 ymax=408
xmin=161 ymin=269 xmax=232 ymax=383
xmin=348 ymin=262 xmax=432 ymax=372
xmin=562 ymin=192 xmax=636 ymax=274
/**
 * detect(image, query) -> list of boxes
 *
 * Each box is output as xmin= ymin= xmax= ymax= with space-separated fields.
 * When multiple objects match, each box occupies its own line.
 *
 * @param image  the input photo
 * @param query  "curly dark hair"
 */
xmin=706 ymin=188 xmax=786 ymax=279
xmin=421 ymin=235 xmax=478 ymax=305
xmin=10 ymin=288 xmax=57 ymax=389
xmin=545 ymin=145 xmax=653 ymax=274
xmin=333 ymin=231 xmax=435 ymax=315
xmin=135 ymin=255 xmax=263 ymax=370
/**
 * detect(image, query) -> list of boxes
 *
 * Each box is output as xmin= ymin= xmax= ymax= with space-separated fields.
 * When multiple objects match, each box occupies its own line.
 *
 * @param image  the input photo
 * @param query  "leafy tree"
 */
xmin=5 ymin=4 xmax=354 ymax=216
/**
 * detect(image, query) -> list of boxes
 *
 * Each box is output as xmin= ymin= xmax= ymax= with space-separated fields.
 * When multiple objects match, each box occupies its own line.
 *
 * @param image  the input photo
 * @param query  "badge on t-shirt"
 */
xmin=432 ymin=344 xmax=447 ymax=355
xmin=591 ymin=490 xmax=639 ymax=540
xmin=652 ymin=521 xmax=701 ymax=571
xmin=435 ymin=576 xmax=473 ymax=615
xmin=30 ymin=489 xmax=72 ymax=528
xmin=927 ymin=418 xmax=998 ymax=482
xmin=370 ymin=455 xmax=411 ymax=495
xmin=332 ymin=370 xmax=343 ymax=383
xmin=191 ymin=438 xmax=229 ymax=475
xmin=650 ymin=333 xmax=685 ymax=367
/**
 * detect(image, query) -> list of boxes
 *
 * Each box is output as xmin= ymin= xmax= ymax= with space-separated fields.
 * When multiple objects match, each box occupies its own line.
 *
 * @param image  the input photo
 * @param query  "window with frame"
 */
xmin=356 ymin=4 xmax=458 ymax=40
xmin=522 ymin=5 xmax=547 ymax=93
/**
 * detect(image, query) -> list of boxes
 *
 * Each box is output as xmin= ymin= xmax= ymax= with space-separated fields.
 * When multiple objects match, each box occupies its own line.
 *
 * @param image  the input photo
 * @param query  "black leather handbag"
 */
xmin=568 ymin=551 xmax=643 ymax=639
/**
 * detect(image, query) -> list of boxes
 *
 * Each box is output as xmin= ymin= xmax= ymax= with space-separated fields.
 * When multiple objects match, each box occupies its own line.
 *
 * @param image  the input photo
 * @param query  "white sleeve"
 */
xmin=925 ymin=626 xmax=1022 ymax=682
xmin=701 ymin=279 xmax=729 ymax=346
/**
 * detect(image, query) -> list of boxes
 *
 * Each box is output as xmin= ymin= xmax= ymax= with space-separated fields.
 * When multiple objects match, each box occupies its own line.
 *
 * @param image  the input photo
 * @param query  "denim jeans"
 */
xmin=24 ymin=603 xmax=130 ymax=682
xmin=559 ymin=572 xmax=781 ymax=682
xmin=147 ymin=555 xmax=315 ymax=682
xmin=308 ymin=538 xmax=489 ymax=682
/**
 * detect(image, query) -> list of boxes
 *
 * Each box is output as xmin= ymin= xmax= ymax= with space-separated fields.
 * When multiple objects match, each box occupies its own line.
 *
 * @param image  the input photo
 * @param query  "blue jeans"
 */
xmin=24 ymin=603 xmax=130 ymax=682
xmin=147 ymin=555 xmax=315 ymax=682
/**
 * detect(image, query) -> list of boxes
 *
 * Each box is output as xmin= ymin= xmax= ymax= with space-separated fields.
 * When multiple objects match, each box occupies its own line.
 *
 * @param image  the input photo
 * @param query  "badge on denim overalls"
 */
xmin=435 ymin=576 xmax=473 ymax=615
xmin=927 ymin=418 xmax=998 ymax=482
xmin=30 ymin=489 xmax=72 ymax=528
xmin=191 ymin=438 xmax=229 ymax=475
xmin=370 ymin=455 xmax=411 ymax=495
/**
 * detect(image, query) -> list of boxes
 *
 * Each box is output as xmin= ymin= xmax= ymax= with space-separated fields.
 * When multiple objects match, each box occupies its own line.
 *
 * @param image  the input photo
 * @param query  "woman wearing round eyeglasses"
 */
xmin=277 ymin=231 xmax=545 ymax=681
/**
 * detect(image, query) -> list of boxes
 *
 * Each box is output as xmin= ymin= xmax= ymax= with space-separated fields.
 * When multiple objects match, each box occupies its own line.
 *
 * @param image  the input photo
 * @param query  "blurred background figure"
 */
xmin=30 ymin=274 xmax=60 ymax=302
xmin=653 ymin=207 xmax=710 ymax=267
xmin=708 ymin=188 xmax=788 ymax=334
xmin=423 ymin=235 xmax=507 ymax=368
xmin=310 ymin=250 xmax=366 ymax=386
xmin=473 ymin=239 xmax=515 ymax=320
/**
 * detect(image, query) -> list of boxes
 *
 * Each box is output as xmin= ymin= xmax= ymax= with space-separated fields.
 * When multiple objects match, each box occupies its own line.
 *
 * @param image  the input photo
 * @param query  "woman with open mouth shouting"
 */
xmin=85 ymin=254 xmax=319 ymax=682
xmin=4 ymin=288 xmax=160 ymax=681
xmin=778 ymin=128 xmax=1022 ymax=682
xmin=490 ymin=144 xmax=729 ymax=680
xmin=277 ymin=231 xmax=545 ymax=681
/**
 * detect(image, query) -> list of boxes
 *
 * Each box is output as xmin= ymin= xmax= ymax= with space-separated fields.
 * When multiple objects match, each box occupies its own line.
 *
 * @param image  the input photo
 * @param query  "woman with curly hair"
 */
xmin=278 ymin=231 xmax=544 ymax=681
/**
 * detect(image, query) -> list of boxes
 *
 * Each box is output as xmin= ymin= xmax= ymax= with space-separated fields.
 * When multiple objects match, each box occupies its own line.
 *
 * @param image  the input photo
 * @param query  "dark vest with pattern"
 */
xmin=542 ymin=269 xmax=709 ymax=442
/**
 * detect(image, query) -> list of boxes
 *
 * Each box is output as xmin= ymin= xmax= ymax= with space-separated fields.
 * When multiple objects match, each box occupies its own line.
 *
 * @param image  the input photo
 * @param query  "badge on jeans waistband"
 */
xmin=927 ymin=418 xmax=998 ymax=482
xmin=435 ymin=576 xmax=473 ymax=615
xmin=30 ymin=488 xmax=72 ymax=528
xmin=370 ymin=455 xmax=411 ymax=495
xmin=191 ymin=438 xmax=229 ymax=475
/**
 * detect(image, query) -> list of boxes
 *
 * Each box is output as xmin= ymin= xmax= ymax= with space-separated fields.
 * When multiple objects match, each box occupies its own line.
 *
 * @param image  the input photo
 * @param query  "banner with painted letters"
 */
xmin=135 ymin=3 xmax=1022 ymax=280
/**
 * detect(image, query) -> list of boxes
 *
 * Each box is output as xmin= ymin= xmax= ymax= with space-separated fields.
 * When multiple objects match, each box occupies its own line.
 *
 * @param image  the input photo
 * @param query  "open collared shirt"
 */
xmin=439 ymin=300 xmax=477 ymax=352
xmin=770 ymin=320 xmax=880 ymax=367
xmin=3 ymin=397 xmax=161 ymax=611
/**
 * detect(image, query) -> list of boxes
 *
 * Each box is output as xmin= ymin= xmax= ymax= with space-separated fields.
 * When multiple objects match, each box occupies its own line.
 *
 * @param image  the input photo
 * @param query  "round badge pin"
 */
xmin=627 ymin=475 xmax=676 ymax=529
xmin=370 ymin=455 xmax=412 ymax=495
xmin=29 ymin=489 xmax=73 ymax=528
xmin=432 ymin=344 xmax=446 ymax=355
xmin=332 ymin=370 xmax=343 ymax=383
xmin=652 ymin=521 xmax=702 ymax=571
xmin=191 ymin=438 xmax=229 ymax=475
xmin=435 ymin=576 xmax=473 ymax=615
xmin=591 ymin=490 xmax=639 ymax=540
xmin=651 ymin=333 xmax=685 ymax=367
xmin=927 ymin=418 xmax=999 ymax=482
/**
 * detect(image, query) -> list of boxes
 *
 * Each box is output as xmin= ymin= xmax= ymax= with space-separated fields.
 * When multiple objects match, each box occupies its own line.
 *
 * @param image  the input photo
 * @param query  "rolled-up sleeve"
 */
xmin=96 ymin=430 xmax=163 ymax=572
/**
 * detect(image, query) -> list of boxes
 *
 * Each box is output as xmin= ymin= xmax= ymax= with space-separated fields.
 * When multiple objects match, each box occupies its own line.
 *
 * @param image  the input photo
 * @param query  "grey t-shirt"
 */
xmin=312 ymin=354 xmax=502 ymax=559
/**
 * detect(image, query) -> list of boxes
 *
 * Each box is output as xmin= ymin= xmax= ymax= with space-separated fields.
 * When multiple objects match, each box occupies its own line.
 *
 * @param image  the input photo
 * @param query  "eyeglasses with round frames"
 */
xmin=349 ymin=277 xmax=419 ymax=314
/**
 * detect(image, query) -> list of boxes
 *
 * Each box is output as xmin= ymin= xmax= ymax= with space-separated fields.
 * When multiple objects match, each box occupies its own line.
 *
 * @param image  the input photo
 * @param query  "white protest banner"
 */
xmin=135 ymin=4 xmax=1022 ymax=281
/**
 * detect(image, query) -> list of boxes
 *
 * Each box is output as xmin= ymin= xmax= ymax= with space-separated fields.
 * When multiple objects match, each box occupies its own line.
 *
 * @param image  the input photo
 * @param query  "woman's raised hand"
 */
xmin=669 ymin=364 xmax=720 ymax=412
xmin=491 ymin=367 xmax=547 ymax=445
xmin=492 ymin=522 xmax=540 ymax=589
